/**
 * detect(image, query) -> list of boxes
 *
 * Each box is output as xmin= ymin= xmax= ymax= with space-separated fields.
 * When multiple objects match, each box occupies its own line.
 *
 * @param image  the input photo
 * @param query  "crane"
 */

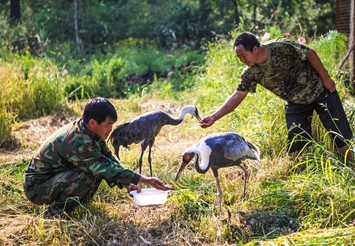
xmin=109 ymin=105 xmax=202 ymax=177
xmin=175 ymin=132 xmax=260 ymax=203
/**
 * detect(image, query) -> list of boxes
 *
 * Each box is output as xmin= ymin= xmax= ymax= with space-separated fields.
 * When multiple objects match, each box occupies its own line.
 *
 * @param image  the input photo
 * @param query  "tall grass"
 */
xmin=0 ymin=39 xmax=204 ymax=143
xmin=175 ymin=29 xmax=355 ymax=243
xmin=62 ymin=40 xmax=204 ymax=99
xmin=1 ymin=30 xmax=355 ymax=245
xmin=0 ymin=54 xmax=67 ymax=141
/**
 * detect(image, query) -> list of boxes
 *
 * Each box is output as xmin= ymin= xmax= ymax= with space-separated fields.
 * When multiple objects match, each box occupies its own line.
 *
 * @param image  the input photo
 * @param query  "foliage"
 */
xmin=0 ymin=35 xmax=204 ymax=142
xmin=1 ymin=28 xmax=355 ymax=245
xmin=0 ymin=0 xmax=336 ymax=55
xmin=310 ymin=30 xmax=348 ymax=77
xmin=0 ymin=8 xmax=47 ymax=56
xmin=0 ymin=54 xmax=67 ymax=141
xmin=62 ymin=41 xmax=205 ymax=99
xmin=244 ymin=0 xmax=335 ymax=39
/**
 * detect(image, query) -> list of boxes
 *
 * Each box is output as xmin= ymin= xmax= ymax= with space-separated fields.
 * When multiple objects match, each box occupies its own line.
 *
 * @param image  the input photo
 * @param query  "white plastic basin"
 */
xmin=129 ymin=188 xmax=170 ymax=206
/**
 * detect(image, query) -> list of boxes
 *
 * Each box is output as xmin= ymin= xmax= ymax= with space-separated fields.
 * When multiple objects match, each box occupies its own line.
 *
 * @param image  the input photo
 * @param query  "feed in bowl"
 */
xmin=129 ymin=188 xmax=170 ymax=206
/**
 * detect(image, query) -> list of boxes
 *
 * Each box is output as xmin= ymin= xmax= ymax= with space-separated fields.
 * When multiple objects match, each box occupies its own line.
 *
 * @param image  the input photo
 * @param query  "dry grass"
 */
xmin=1 ymin=97 xmax=355 ymax=245
xmin=0 ymin=98 xmax=234 ymax=245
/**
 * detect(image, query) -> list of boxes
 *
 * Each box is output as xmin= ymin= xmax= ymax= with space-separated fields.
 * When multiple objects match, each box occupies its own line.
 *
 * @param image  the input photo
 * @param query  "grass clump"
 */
xmin=0 ymin=55 xmax=67 ymax=141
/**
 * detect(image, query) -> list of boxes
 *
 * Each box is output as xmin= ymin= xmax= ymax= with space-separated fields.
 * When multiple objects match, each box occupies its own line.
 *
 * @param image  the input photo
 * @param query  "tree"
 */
xmin=10 ymin=0 xmax=20 ymax=21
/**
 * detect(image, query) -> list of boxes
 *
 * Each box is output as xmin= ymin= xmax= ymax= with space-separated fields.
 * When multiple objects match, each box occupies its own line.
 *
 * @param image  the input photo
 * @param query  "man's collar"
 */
xmin=77 ymin=118 xmax=102 ymax=142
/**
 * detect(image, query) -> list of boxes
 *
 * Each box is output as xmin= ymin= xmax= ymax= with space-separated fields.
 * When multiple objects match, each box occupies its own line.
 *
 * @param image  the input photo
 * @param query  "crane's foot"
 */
xmin=214 ymin=193 xmax=223 ymax=209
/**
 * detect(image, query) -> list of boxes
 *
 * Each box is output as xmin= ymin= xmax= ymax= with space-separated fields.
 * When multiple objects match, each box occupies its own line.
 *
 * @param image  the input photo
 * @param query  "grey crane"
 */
xmin=109 ymin=105 xmax=202 ymax=177
xmin=175 ymin=132 xmax=260 ymax=203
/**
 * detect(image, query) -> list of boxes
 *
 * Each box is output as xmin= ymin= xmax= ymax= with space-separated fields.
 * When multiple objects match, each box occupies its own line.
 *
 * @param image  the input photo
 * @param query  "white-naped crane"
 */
xmin=109 ymin=105 xmax=202 ymax=177
xmin=175 ymin=132 xmax=260 ymax=203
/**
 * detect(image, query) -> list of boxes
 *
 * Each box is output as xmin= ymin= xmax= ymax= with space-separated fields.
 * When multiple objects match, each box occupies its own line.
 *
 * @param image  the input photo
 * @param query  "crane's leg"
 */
xmin=139 ymin=140 xmax=149 ymax=174
xmin=138 ymin=151 xmax=144 ymax=174
xmin=147 ymin=139 xmax=155 ymax=177
xmin=239 ymin=165 xmax=249 ymax=201
xmin=215 ymin=176 xmax=223 ymax=206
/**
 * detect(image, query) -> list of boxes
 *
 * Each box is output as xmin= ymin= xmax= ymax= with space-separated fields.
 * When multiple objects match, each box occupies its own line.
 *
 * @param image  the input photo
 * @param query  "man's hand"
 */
xmin=200 ymin=116 xmax=215 ymax=128
xmin=148 ymin=177 xmax=174 ymax=190
xmin=322 ymin=77 xmax=336 ymax=93
xmin=139 ymin=176 xmax=174 ymax=191
xmin=126 ymin=183 xmax=141 ymax=194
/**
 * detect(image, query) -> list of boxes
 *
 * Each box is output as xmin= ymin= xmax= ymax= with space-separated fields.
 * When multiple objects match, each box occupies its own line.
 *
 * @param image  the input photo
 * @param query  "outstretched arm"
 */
xmin=200 ymin=90 xmax=248 ymax=128
xmin=307 ymin=48 xmax=335 ymax=92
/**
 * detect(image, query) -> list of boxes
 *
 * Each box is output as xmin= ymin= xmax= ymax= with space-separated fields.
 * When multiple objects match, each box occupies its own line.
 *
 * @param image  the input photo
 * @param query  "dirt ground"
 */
xmin=0 ymin=114 xmax=77 ymax=164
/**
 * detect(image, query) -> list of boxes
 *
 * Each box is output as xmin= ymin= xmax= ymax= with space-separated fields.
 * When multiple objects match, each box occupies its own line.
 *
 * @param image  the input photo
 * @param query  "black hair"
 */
xmin=82 ymin=97 xmax=117 ymax=124
xmin=233 ymin=32 xmax=260 ymax=52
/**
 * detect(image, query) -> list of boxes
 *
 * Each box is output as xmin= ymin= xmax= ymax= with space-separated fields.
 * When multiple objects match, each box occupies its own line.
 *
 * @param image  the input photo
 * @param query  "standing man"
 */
xmin=200 ymin=32 xmax=353 ymax=162
xmin=24 ymin=97 xmax=173 ymax=218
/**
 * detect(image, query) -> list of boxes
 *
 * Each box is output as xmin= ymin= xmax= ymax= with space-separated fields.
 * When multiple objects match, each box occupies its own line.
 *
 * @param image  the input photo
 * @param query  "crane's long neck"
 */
xmin=168 ymin=117 xmax=184 ymax=126
xmin=188 ymin=146 xmax=210 ymax=173
xmin=170 ymin=106 xmax=193 ymax=125
xmin=166 ymin=113 xmax=187 ymax=126
xmin=166 ymin=105 xmax=198 ymax=126
xmin=176 ymin=109 xmax=187 ymax=121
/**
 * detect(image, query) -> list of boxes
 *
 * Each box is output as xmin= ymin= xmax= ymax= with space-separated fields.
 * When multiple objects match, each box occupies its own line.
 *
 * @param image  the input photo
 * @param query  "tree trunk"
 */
xmin=253 ymin=3 xmax=257 ymax=23
xmin=74 ymin=0 xmax=82 ymax=51
xmin=10 ymin=0 xmax=20 ymax=21
xmin=232 ymin=0 xmax=239 ymax=27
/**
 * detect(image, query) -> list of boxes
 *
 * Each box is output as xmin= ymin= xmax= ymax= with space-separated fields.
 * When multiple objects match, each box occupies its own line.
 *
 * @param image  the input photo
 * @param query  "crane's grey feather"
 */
xmin=109 ymin=105 xmax=201 ymax=176
xmin=175 ymin=132 xmax=260 ymax=202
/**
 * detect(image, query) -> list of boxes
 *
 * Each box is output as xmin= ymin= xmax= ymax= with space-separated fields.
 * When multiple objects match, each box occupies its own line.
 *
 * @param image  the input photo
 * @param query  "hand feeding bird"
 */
xmin=109 ymin=105 xmax=202 ymax=177
xmin=175 ymin=132 xmax=260 ymax=204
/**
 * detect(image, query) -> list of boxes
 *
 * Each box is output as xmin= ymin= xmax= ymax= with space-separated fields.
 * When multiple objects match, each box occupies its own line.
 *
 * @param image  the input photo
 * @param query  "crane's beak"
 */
xmin=195 ymin=108 xmax=202 ymax=122
xmin=176 ymin=152 xmax=195 ymax=181
xmin=175 ymin=161 xmax=188 ymax=181
xmin=196 ymin=114 xmax=202 ymax=122
xmin=113 ymin=145 xmax=120 ymax=160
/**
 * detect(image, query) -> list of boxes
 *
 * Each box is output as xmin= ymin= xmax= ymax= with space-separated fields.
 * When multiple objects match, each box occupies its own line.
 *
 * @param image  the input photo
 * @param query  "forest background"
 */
xmin=2 ymin=0 xmax=355 ymax=245
xmin=0 ymin=0 xmax=339 ymax=137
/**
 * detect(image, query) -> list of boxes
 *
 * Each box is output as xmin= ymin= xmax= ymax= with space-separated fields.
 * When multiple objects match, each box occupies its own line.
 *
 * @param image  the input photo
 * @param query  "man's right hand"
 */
xmin=200 ymin=116 xmax=215 ymax=128
xmin=139 ymin=176 xmax=174 ymax=191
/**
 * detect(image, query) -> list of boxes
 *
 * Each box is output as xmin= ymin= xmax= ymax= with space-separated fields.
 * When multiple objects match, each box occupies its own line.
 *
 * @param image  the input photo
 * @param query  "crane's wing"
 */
xmin=202 ymin=132 xmax=257 ymax=162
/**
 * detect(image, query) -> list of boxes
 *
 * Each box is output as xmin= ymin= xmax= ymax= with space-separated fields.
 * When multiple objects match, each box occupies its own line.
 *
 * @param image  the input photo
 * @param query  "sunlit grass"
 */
xmin=1 ymin=30 xmax=355 ymax=245
xmin=0 ymin=56 xmax=67 ymax=141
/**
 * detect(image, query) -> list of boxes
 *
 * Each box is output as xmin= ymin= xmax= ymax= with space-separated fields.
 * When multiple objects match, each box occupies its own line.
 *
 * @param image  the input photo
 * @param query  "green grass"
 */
xmin=1 ymin=30 xmax=355 ymax=245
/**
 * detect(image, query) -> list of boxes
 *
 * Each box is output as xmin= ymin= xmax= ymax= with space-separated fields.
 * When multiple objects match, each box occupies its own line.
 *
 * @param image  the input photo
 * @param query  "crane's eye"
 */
xmin=183 ymin=152 xmax=195 ymax=162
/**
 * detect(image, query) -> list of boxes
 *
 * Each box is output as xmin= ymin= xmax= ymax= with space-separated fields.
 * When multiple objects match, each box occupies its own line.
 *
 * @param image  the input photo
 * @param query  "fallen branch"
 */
xmin=338 ymin=40 xmax=355 ymax=70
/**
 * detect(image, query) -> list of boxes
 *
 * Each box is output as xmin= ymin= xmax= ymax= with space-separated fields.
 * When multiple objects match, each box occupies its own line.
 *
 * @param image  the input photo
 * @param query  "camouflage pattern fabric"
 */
xmin=24 ymin=118 xmax=141 ymax=212
xmin=24 ymin=167 xmax=102 ymax=214
xmin=237 ymin=40 xmax=324 ymax=105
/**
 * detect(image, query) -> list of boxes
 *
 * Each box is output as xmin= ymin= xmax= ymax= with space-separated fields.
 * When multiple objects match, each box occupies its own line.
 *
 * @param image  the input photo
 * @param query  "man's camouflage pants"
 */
xmin=24 ymin=167 xmax=102 ymax=215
